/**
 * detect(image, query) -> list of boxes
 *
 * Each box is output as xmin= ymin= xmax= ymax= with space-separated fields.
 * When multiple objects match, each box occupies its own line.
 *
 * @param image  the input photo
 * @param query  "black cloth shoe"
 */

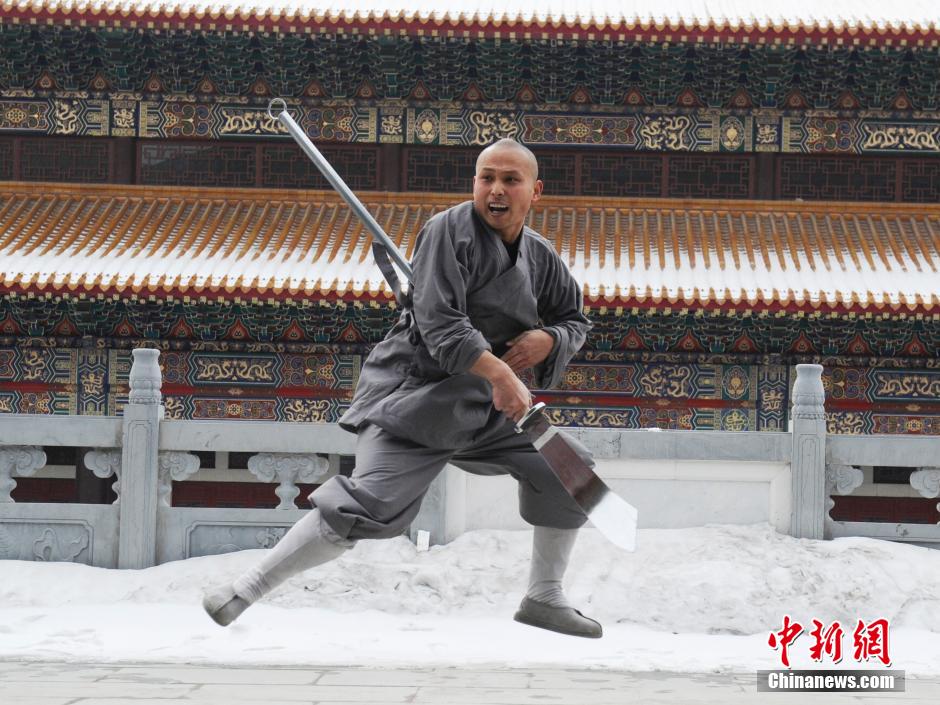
xmin=513 ymin=596 xmax=603 ymax=638
xmin=202 ymin=584 xmax=250 ymax=627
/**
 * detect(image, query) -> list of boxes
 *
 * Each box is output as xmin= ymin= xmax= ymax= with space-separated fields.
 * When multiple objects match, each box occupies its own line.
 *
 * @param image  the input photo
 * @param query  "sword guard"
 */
xmin=515 ymin=401 xmax=546 ymax=434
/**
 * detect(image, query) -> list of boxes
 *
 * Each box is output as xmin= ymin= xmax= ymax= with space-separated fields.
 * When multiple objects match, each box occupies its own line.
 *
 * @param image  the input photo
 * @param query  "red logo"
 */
xmin=769 ymin=617 xmax=891 ymax=668
xmin=809 ymin=620 xmax=844 ymax=663
xmin=768 ymin=615 xmax=803 ymax=668
xmin=853 ymin=619 xmax=891 ymax=666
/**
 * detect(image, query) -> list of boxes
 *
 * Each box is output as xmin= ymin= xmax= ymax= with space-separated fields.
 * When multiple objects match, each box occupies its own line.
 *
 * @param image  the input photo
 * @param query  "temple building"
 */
xmin=1 ymin=3 xmax=939 ymax=512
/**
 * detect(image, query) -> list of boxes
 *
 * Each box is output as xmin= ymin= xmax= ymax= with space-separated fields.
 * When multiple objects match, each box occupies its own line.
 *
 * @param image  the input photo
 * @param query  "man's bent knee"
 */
xmin=310 ymin=476 xmax=423 ymax=541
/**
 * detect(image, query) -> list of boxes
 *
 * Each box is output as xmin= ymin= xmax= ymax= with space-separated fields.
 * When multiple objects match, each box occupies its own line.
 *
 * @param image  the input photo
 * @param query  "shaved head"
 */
xmin=472 ymin=138 xmax=543 ymax=242
xmin=475 ymin=139 xmax=539 ymax=181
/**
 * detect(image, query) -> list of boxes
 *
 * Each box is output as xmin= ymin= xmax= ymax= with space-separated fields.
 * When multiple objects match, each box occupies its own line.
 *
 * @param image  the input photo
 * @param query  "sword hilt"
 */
xmin=515 ymin=401 xmax=547 ymax=434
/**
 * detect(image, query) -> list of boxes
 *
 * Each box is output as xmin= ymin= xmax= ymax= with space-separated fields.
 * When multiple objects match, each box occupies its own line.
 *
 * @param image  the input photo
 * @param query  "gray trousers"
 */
xmin=311 ymin=422 xmax=588 ymax=540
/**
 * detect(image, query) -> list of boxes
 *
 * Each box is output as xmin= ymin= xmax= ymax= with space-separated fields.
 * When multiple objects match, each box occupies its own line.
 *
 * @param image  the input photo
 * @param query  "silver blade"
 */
xmin=517 ymin=403 xmax=638 ymax=551
xmin=587 ymin=490 xmax=638 ymax=552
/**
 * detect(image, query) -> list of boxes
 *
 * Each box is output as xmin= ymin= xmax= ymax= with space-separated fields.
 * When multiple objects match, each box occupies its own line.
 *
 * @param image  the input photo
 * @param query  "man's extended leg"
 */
xmin=203 ymin=423 xmax=452 ymax=626
xmin=203 ymin=508 xmax=350 ymax=626
xmin=515 ymin=524 xmax=601 ymax=638
xmin=451 ymin=425 xmax=602 ymax=638
xmin=526 ymin=524 xmax=579 ymax=607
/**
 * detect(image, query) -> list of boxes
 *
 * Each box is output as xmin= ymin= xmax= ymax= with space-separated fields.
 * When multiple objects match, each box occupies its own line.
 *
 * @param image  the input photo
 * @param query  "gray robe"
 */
xmin=339 ymin=201 xmax=590 ymax=450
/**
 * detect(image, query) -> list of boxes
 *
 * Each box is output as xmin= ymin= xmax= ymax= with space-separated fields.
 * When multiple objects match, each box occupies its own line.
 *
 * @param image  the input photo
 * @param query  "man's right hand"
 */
xmin=490 ymin=368 xmax=532 ymax=423
xmin=469 ymin=350 xmax=531 ymax=423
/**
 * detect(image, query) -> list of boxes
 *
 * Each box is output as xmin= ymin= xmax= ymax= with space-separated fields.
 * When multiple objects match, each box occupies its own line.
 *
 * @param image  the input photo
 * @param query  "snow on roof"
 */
xmin=3 ymin=1 xmax=938 ymax=34
xmin=2 ymin=182 xmax=938 ymax=312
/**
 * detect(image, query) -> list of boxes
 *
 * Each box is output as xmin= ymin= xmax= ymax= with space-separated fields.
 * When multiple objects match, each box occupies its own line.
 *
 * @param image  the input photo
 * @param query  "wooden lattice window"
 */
xmin=581 ymin=153 xmax=662 ymax=197
xmin=535 ymin=151 xmax=577 ymax=195
xmin=139 ymin=142 xmax=255 ymax=187
xmin=404 ymin=147 xmax=476 ymax=192
xmin=901 ymin=160 xmax=940 ymax=203
xmin=20 ymin=138 xmax=110 ymax=182
xmin=779 ymin=156 xmax=896 ymax=202
xmin=261 ymin=143 xmax=378 ymax=191
xmin=667 ymin=154 xmax=753 ymax=199
xmin=0 ymin=139 xmax=13 ymax=180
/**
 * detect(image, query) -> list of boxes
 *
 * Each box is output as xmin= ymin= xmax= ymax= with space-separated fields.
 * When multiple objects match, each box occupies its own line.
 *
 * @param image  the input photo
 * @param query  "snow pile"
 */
xmin=1 ymin=524 xmax=939 ymax=674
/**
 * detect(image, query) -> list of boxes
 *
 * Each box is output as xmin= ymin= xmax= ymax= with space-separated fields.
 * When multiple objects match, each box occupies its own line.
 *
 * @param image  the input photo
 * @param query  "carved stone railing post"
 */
xmin=84 ymin=448 xmax=122 ymax=504
xmin=790 ymin=364 xmax=827 ymax=539
xmin=0 ymin=446 xmax=46 ymax=502
xmin=247 ymin=453 xmax=330 ymax=509
xmin=410 ymin=471 xmax=446 ymax=548
xmin=409 ymin=464 xmax=466 ymax=547
xmin=118 ymin=348 xmax=163 ymax=568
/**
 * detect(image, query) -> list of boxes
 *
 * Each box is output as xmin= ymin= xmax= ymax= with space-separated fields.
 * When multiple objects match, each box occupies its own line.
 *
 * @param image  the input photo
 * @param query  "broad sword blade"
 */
xmin=587 ymin=492 xmax=637 ymax=552
xmin=517 ymin=403 xmax=637 ymax=551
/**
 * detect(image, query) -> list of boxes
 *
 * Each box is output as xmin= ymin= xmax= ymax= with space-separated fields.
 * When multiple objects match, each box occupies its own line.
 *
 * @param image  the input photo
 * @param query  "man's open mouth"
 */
xmin=488 ymin=203 xmax=509 ymax=214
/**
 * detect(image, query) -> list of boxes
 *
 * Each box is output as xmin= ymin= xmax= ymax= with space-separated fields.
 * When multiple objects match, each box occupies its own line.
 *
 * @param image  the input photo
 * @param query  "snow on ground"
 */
xmin=1 ymin=523 xmax=940 ymax=675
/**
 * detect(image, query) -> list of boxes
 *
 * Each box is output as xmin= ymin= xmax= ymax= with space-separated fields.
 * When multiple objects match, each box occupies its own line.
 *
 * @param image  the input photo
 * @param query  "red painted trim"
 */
xmin=1 ymin=282 xmax=937 ymax=318
xmin=171 ymin=480 xmax=321 ymax=509
xmin=11 ymin=478 xmax=77 ymax=504
xmin=0 ymin=283 xmax=398 ymax=308
xmin=827 ymin=400 xmax=940 ymax=412
xmin=0 ymin=381 xmax=71 ymax=393
xmin=581 ymin=298 xmax=940 ymax=317
xmin=161 ymin=384 xmax=351 ymax=399
xmin=5 ymin=9 xmax=940 ymax=46
xmin=830 ymin=495 xmax=940 ymax=523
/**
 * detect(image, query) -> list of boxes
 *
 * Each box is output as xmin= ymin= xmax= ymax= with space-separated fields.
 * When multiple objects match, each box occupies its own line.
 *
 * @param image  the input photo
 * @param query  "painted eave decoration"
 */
xmin=2 ymin=1 xmax=939 ymax=44
xmin=1 ymin=182 xmax=939 ymax=314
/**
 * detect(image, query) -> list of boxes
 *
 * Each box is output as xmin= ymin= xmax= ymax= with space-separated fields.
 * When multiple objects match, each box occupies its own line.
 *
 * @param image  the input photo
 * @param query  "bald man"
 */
xmin=203 ymin=139 xmax=601 ymax=638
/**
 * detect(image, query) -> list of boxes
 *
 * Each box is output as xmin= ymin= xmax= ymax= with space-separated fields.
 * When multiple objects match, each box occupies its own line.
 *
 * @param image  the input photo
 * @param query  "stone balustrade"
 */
xmin=1 ymin=350 xmax=938 ymax=568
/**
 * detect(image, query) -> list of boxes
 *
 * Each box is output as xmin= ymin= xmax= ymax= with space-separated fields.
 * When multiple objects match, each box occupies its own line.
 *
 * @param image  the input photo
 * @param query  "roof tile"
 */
xmin=2 ymin=182 xmax=940 ymax=311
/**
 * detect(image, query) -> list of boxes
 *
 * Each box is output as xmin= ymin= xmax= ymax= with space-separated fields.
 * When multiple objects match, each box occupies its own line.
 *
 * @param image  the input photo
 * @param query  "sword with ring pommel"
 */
xmin=267 ymin=98 xmax=638 ymax=552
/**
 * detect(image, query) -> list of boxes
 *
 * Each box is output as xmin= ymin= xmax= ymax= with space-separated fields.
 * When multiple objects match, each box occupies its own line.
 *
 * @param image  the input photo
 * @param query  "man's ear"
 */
xmin=531 ymin=179 xmax=544 ymax=202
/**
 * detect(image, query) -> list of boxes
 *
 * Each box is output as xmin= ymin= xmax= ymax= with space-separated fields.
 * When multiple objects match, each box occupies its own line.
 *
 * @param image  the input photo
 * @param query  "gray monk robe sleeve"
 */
xmin=340 ymin=202 xmax=590 ymax=448
xmin=410 ymin=212 xmax=491 ymax=374
xmin=530 ymin=237 xmax=592 ymax=390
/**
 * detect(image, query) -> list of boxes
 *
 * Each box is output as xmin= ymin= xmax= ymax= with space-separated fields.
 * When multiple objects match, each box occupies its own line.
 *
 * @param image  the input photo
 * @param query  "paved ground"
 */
xmin=1 ymin=661 xmax=939 ymax=705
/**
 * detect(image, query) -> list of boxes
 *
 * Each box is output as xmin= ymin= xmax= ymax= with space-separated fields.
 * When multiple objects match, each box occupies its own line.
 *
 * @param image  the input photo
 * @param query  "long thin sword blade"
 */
xmin=268 ymin=100 xmax=413 ymax=281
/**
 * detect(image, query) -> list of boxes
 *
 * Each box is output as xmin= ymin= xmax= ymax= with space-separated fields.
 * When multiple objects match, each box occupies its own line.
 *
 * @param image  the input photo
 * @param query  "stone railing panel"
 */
xmin=156 ymin=507 xmax=308 ymax=564
xmin=0 ymin=504 xmax=119 ymax=567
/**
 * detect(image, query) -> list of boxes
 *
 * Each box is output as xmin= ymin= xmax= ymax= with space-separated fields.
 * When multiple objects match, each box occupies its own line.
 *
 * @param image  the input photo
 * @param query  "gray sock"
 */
xmin=525 ymin=525 xmax=578 ymax=609
xmin=232 ymin=508 xmax=353 ymax=604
